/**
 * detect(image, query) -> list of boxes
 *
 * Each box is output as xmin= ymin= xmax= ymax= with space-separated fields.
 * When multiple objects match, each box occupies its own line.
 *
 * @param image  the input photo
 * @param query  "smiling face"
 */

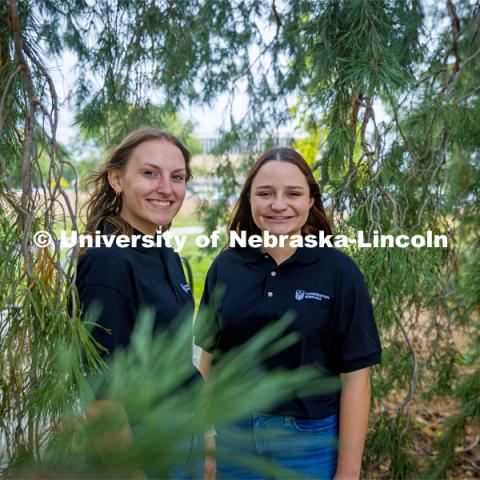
xmin=250 ymin=160 xmax=314 ymax=236
xmin=108 ymin=139 xmax=187 ymax=235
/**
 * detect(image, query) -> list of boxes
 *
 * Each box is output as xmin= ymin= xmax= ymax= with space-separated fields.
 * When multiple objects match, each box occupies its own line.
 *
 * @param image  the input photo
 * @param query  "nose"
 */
xmin=271 ymin=196 xmax=287 ymax=211
xmin=155 ymin=175 xmax=173 ymax=196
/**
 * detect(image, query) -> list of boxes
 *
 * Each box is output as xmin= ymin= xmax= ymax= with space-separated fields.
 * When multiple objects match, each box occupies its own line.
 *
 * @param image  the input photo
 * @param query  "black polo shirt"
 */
xmin=194 ymin=245 xmax=381 ymax=419
xmin=76 ymin=230 xmax=194 ymax=361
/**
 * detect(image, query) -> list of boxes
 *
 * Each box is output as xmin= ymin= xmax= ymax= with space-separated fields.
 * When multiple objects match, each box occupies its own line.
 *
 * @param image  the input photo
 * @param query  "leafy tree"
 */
xmin=1 ymin=0 xmax=479 ymax=478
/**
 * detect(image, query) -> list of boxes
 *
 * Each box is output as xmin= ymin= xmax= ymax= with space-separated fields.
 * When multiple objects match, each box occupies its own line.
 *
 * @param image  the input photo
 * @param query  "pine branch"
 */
xmin=447 ymin=0 xmax=462 ymax=79
xmin=22 ymin=43 xmax=59 ymax=138
xmin=0 ymin=64 xmax=20 ymax=136
xmin=394 ymin=313 xmax=418 ymax=414
xmin=9 ymin=0 xmax=36 ymax=279
xmin=272 ymin=0 xmax=282 ymax=30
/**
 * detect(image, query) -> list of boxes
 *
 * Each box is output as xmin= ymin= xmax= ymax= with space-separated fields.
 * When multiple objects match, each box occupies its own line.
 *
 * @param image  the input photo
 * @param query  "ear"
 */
xmin=107 ymin=169 xmax=122 ymax=194
xmin=309 ymin=197 xmax=314 ymax=209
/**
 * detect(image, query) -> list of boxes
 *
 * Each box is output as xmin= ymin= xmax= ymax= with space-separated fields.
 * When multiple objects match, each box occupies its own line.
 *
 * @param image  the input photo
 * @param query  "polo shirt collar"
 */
xmin=132 ymin=228 xmax=172 ymax=254
xmin=133 ymin=228 xmax=157 ymax=253
xmin=290 ymin=245 xmax=326 ymax=264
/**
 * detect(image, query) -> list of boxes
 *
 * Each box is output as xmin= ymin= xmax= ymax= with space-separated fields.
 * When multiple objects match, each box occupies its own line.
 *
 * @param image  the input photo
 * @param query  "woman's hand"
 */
xmin=85 ymin=400 xmax=147 ymax=479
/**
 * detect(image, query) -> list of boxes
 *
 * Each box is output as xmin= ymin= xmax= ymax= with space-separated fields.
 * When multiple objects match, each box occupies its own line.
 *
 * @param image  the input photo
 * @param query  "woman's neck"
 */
xmin=260 ymin=244 xmax=297 ymax=265
xmin=119 ymin=214 xmax=158 ymax=236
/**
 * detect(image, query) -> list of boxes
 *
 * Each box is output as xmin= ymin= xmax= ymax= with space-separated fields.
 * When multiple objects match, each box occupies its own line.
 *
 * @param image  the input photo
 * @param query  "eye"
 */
xmin=172 ymin=174 xmax=186 ymax=182
xmin=144 ymin=170 xmax=157 ymax=177
xmin=288 ymin=191 xmax=302 ymax=197
xmin=256 ymin=191 xmax=271 ymax=197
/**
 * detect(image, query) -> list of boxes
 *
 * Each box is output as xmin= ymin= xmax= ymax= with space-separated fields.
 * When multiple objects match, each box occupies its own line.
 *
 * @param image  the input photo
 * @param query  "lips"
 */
xmin=266 ymin=216 xmax=293 ymax=221
xmin=147 ymin=199 xmax=174 ymax=208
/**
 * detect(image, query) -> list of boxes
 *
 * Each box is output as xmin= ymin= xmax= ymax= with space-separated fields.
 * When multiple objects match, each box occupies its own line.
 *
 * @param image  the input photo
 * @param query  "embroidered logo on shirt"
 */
xmin=295 ymin=290 xmax=330 ymax=302
xmin=295 ymin=290 xmax=305 ymax=300
xmin=180 ymin=283 xmax=191 ymax=294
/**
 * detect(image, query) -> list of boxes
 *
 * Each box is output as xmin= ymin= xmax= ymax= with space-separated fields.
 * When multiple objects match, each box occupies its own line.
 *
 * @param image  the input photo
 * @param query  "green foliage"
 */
xmin=365 ymin=411 xmax=420 ymax=480
xmin=1 ymin=0 xmax=480 ymax=477
xmin=427 ymin=296 xmax=480 ymax=477
xmin=14 ymin=310 xmax=336 ymax=478
xmin=198 ymin=156 xmax=241 ymax=234
xmin=427 ymin=413 xmax=466 ymax=480
xmin=427 ymin=366 xmax=480 ymax=479
xmin=0 ymin=202 xmax=101 ymax=473
xmin=292 ymin=109 xmax=326 ymax=169
xmin=77 ymin=102 xmax=203 ymax=154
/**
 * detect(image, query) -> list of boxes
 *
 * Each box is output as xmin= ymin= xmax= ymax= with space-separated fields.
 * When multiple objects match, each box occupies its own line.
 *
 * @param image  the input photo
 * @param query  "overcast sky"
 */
xmin=50 ymin=48 xmax=295 ymax=146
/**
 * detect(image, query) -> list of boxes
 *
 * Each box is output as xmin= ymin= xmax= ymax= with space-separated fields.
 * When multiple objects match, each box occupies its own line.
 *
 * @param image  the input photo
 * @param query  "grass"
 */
xmin=179 ymin=231 xmax=216 ymax=306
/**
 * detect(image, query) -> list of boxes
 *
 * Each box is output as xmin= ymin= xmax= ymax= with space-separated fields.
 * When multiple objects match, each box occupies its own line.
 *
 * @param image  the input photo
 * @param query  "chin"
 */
xmin=157 ymin=217 xmax=175 ymax=227
xmin=151 ymin=209 xmax=178 ymax=225
xmin=264 ymin=227 xmax=292 ymax=236
xmin=141 ymin=215 xmax=167 ymax=229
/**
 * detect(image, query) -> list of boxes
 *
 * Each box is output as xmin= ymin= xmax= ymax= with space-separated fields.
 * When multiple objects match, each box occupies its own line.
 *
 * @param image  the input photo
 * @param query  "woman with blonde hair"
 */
xmin=77 ymin=126 xmax=200 ymax=478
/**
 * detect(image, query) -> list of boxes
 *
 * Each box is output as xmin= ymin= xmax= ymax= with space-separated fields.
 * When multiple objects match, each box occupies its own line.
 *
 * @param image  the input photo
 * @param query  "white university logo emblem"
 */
xmin=295 ymin=290 xmax=330 ymax=302
xmin=295 ymin=290 xmax=305 ymax=300
xmin=180 ymin=283 xmax=191 ymax=294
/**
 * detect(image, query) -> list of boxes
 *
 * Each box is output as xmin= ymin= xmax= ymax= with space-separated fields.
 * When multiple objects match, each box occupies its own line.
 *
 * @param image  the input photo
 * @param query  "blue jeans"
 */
xmin=216 ymin=412 xmax=338 ymax=479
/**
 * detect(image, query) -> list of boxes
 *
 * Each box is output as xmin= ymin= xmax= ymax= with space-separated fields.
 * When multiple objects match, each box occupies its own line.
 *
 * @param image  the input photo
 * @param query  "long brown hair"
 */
xmin=228 ymin=147 xmax=332 ymax=238
xmin=82 ymin=127 xmax=192 ymax=236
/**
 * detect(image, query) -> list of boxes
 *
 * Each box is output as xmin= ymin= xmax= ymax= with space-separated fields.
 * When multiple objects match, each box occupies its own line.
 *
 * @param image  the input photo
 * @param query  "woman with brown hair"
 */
xmin=76 ymin=126 xmax=200 ymax=478
xmin=195 ymin=147 xmax=382 ymax=479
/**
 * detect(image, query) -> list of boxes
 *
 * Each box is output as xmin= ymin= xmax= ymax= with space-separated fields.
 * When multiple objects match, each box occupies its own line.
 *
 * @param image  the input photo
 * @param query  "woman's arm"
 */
xmin=334 ymin=367 xmax=371 ymax=480
xmin=198 ymin=348 xmax=213 ymax=379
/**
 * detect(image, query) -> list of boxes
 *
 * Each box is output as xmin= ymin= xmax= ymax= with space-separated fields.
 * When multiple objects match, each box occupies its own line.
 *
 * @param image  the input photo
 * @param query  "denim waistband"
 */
xmin=251 ymin=411 xmax=338 ymax=426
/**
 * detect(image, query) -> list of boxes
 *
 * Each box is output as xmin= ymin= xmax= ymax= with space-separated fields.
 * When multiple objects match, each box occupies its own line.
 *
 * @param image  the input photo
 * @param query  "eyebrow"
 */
xmin=139 ymin=163 xmax=186 ymax=173
xmin=254 ymin=185 xmax=305 ymax=189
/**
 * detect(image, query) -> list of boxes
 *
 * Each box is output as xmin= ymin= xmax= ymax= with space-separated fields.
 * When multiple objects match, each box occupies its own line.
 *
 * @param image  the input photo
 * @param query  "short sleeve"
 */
xmin=194 ymin=263 xmax=221 ymax=353
xmin=332 ymin=276 xmax=382 ymax=373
